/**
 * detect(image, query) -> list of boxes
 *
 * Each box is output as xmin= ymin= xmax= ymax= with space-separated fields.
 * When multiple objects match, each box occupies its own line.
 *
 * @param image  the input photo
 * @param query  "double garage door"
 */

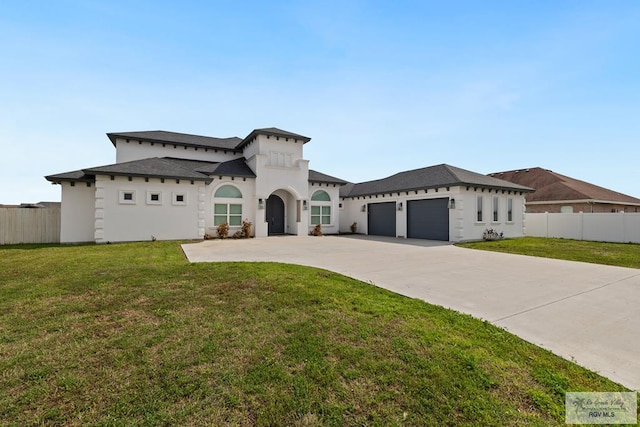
xmin=367 ymin=198 xmax=449 ymax=241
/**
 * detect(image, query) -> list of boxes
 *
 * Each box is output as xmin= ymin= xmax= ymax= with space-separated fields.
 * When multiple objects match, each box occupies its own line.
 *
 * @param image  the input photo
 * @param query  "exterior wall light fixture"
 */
xmin=302 ymin=200 xmax=308 ymax=210
xmin=258 ymin=198 xmax=264 ymax=209
xmin=448 ymin=198 xmax=456 ymax=209
xmin=361 ymin=205 xmax=367 ymax=212
xmin=397 ymin=202 xmax=403 ymax=211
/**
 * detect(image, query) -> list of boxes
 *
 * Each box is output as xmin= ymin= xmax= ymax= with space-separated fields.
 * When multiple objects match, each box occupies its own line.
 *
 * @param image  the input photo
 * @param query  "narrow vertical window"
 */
xmin=507 ymin=198 xmax=513 ymax=222
xmin=476 ymin=196 xmax=483 ymax=222
xmin=493 ymin=196 xmax=499 ymax=222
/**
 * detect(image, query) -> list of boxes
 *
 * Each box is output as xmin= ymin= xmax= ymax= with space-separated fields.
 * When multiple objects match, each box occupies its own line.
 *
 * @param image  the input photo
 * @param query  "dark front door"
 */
xmin=367 ymin=202 xmax=396 ymax=237
xmin=407 ymin=198 xmax=450 ymax=241
xmin=266 ymin=195 xmax=285 ymax=235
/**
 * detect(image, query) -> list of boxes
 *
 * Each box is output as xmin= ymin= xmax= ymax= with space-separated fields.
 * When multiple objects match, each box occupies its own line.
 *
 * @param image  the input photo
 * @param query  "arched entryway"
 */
xmin=266 ymin=194 xmax=285 ymax=235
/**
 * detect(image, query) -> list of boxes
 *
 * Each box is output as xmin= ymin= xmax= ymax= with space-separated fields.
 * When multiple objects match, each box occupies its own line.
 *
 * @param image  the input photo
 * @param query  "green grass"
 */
xmin=457 ymin=237 xmax=640 ymax=269
xmin=0 ymin=241 xmax=635 ymax=426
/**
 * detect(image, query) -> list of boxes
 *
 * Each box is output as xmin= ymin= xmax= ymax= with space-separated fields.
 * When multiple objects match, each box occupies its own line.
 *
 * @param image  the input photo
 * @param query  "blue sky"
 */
xmin=2 ymin=1 xmax=639 ymax=204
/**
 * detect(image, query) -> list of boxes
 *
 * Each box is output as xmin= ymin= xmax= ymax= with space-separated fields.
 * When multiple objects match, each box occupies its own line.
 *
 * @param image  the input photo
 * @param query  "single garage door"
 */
xmin=407 ymin=198 xmax=449 ymax=241
xmin=368 ymin=202 xmax=396 ymax=237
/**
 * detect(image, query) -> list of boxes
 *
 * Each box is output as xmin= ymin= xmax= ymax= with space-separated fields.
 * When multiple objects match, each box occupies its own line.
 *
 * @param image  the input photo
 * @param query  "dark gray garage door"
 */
xmin=407 ymin=198 xmax=449 ymax=241
xmin=368 ymin=202 xmax=396 ymax=237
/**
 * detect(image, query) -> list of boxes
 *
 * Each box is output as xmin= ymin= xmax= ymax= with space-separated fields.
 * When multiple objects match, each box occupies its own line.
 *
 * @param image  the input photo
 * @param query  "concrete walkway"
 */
xmin=182 ymin=235 xmax=640 ymax=390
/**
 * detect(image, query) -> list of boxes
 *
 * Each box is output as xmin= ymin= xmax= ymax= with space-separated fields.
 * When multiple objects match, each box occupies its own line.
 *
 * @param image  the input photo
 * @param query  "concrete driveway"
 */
xmin=182 ymin=235 xmax=640 ymax=390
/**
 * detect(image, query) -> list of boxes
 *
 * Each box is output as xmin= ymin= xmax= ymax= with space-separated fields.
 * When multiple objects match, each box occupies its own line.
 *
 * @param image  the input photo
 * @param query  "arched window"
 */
xmin=214 ymin=185 xmax=242 ymax=198
xmin=311 ymin=190 xmax=330 ymax=201
xmin=214 ymin=185 xmax=243 ymax=226
xmin=310 ymin=190 xmax=331 ymax=225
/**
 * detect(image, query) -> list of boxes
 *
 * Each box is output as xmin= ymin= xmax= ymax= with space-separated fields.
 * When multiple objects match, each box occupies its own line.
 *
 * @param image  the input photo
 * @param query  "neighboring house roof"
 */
xmin=489 ymin=167 xmax=640 ymax=205
xmin=237 ymin=127 xmax=311 ymax=150
xmin=107 ymin=130 xmax=242 ymax=151
xmin=308 ymin=170 xmax=348 ymax=185
xmin=342 ymin=164 xmax=533 ymax=198
xmin=37 ymin=201 xmax=61 ymax=207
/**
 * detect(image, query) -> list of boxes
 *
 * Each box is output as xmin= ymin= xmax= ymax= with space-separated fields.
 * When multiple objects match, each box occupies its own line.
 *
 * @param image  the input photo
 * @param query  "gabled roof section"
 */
xmin=236 ymin=127 xmax=311 ymax=150
xmin=107 ymin=130 xmax=242 ymax=151
xmin=308 ymin=170 xmax=348 ymax=185
xmin=489 ymin=167 xmax=640 ymax=205
xmin=343 ymin=164 xmax=533 ymax=198
xmin=193 ymin=157 xmax=256 ymax=178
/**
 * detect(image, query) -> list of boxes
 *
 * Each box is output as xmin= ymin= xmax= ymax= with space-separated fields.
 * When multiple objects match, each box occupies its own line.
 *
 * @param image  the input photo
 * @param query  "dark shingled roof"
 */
xmin=308 ymin=170 xmax=348 ymax=185
xmin=46 ymin=157 xmax=257 ymax=184
xmin=194 ymin=157 xmax=256 ymax=178
xmin=342 ymin=164 xmax=533 ymax=198
xmin=45 ymin=169 xmax=94 ymax=183
xmin=489 ymin=167 xmax=640 ymax=205
xmin=84 ymin=158 xmax=213 ymax=182
xmin=237 ymin=127 xmax=311 ymax=150
xmin=107 ymin=131 xmax=242 ymax=151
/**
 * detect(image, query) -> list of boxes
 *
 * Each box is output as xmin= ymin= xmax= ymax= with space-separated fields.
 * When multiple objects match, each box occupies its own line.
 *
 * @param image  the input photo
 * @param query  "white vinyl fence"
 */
xmin=526 ymin=212 xmax=640 ymax=244
xmin=0 ymin=207 xmax=61 ymax=244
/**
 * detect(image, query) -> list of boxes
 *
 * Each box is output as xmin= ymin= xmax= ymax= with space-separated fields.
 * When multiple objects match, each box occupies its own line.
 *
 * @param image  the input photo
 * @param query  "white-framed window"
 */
xmin=213 ymin=185 xmax=243 ymax=226
xmin=507 ymin=198 xmax=514 ymax=221
xmin=214 ymin=203 xmax=242 ymax=226
xmin=119 ymin=190 xmax=136 ymax=205
xmin=310 ymin=190 xmax=331 ymax=225
xmin=172 ymin=192 xmax=187 ymax=206
xmin=492 ymin=196 xmax=499 ymax=222
xmin=560 ymin=206 xmax=573 ymax=213
xmin=476 ymin=195 xmax=483 ymax=222
xmin=146 ymin=191 xmax=162 ymax=205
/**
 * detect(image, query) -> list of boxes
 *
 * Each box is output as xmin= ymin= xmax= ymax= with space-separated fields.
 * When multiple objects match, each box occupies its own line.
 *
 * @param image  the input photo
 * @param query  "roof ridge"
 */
xmin=108 ymin=130 xmax=241 ymax=140
xmin=440 ymin=164 xmax=466 ymax=182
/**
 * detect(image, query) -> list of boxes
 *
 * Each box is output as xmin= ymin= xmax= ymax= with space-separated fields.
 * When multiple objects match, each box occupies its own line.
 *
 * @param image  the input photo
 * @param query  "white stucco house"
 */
xmin=45 ymin=128 xmax=532 ymax=243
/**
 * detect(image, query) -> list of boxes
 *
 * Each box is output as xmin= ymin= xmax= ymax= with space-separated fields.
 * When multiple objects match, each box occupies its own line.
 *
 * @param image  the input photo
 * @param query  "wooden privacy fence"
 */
xmin=526 ymin=212 xmax=640 ymax=244
xmin=0 ymin=207 xmax=61 ymax=244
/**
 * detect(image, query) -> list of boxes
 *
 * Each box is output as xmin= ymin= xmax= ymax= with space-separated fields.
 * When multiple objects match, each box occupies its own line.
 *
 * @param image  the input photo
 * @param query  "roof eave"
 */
xmin=309 ymin=179 xmax=347 ymax=186
xmin=107 ymin=133 xmax=242 ymax=152
xmin=45 ymin=176 xmax=95 ymax=184
xmin=237 ymin=129 xmax=311 ymax=150
xmin=207 ymin=172 xmax=256 ymax=179
xmin=346 ymin=182 xmax=533 ymax=198
xmin=88 ymin=170 xmax=213 ymax=184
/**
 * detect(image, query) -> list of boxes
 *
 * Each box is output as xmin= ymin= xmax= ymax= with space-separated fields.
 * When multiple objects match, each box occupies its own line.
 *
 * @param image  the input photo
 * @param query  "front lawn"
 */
xmin=0 ymin=241 xmax=633 ymax=425
xmin=457 ymin=237 xmax=640 ymax=269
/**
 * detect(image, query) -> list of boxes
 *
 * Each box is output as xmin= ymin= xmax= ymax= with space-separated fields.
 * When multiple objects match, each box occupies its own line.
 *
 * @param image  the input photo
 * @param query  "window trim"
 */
xmin=119 ymin=190 xmax=136 ymax=205
xmin=310 ymin=205 xmax=332 ymax=226
xmin=214 ymin=203 xmax=243 ymax=226
xmin=172 ymin=192 xmax=187 ymax=206
xmin=146 ymin=191 xmax=163 ymax=205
